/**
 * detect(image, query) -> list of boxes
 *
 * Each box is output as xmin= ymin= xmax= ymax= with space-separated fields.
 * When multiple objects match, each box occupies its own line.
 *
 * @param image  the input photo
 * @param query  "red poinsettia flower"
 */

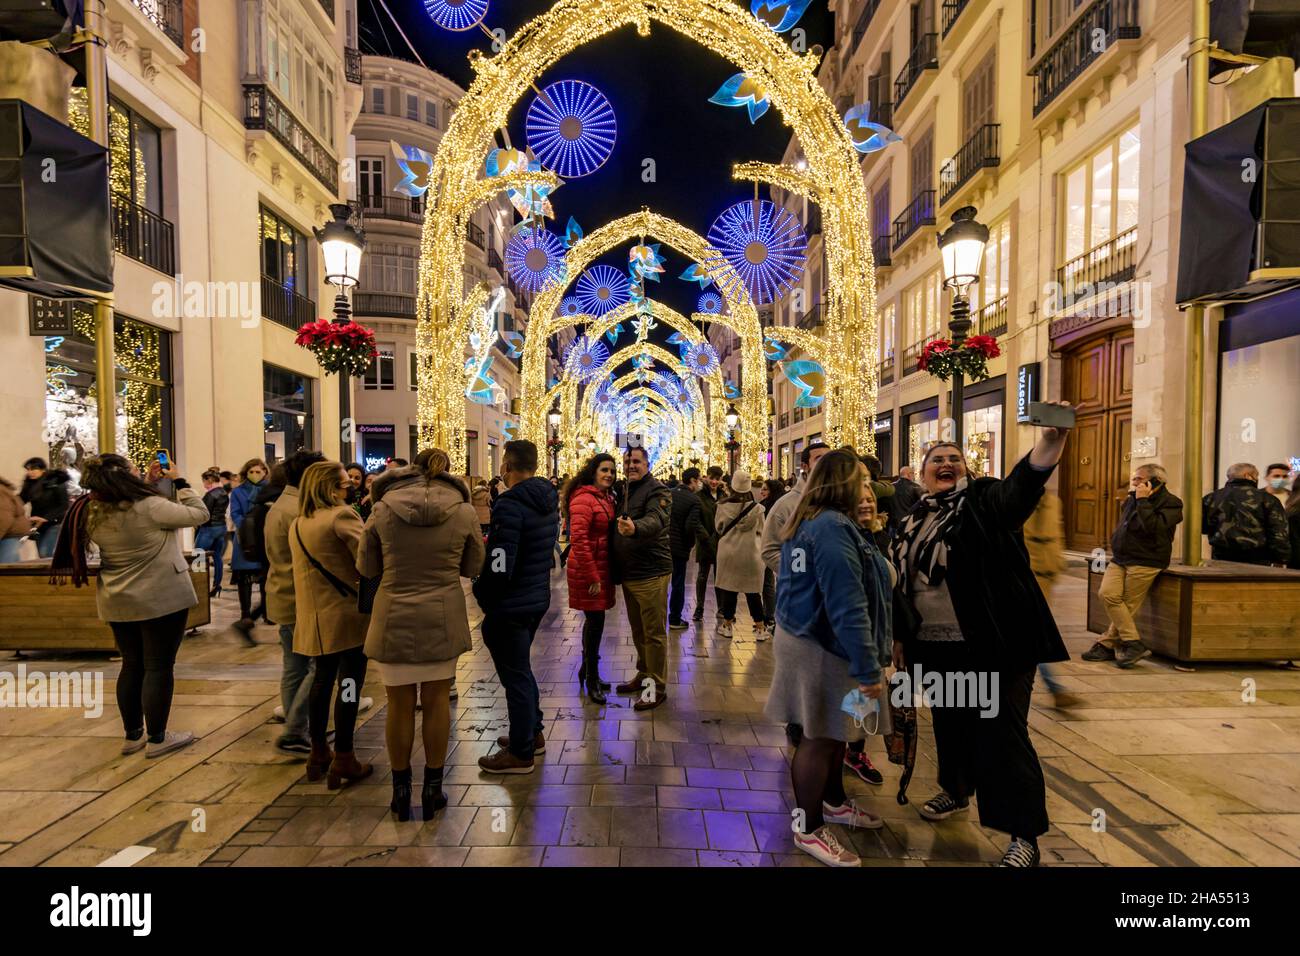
xmin=965 ymin=334 xmax=1001 ymax=359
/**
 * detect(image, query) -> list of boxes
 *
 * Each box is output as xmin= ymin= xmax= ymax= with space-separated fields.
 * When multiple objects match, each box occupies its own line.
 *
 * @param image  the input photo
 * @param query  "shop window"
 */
xmin=260 ymin=205 xmax=309 ymax=294
xmin=263 ymin=364 xmax=313 ymax=463
xmin=108 ymin=98 xmax=163 ymax=215
xmin=363 ymin=344 xmax=396 ymax=390
xmin=963 ymin=403 xmax=1004 ymax=478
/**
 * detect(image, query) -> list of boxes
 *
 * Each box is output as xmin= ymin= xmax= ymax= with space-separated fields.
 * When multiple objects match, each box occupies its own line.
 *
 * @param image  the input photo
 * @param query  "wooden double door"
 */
xmin=1060 ymin=330 xmax=1135 ymax=552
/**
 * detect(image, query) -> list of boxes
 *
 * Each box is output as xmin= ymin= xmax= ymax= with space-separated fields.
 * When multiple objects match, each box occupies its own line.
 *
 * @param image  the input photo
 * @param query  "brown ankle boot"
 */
xmin=326 ymin=750 xmax=373 ymax=790
xmin=306 ymin=742 xmax=333 ymax=782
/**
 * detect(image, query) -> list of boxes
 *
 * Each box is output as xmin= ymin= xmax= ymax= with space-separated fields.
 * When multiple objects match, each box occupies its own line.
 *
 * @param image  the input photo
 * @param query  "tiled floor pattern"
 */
xmin=2 ymin=563 xmax=1298 ymax=867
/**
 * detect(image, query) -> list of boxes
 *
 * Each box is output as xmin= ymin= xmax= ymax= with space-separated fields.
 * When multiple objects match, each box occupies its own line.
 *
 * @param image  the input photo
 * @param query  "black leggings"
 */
xmin=109 ymin=607 xmax=190 ymax=741
xmin=581 ymin=610 xmax=605 ymax=671
xmin=790 ymin=737 xmax=848 ymax=833
xmin=233 ymin=570 xmax=266 ymax=619
xmin=717 ymin=589 xmax=764 ymax=622
xmin=308 ymin=646 xmax=368 ymax=752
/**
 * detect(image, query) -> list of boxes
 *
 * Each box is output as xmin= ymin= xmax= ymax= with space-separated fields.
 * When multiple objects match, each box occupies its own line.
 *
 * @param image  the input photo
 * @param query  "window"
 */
xmin=406 ymin=93 xmax=419 ymax=121
xmin=359 ymin=243 xmax=418 ymax=295
xmin=364 ymin=344 xmax=396 ymax=390
xmin=871 ymin=180 xmax=891 ymax=245
xmin=910 ymin=126 xmax=933 ymax=196
xmin=408 ymin=349 xmax=423 ymax=391
xmin=971 ymin=220 xmax=1011 ymax=313
xmin=359 ymin=158 xmax=384 ymax=204
xmin=259 ymin=205 xmax=309 ymax=293
xmin=1061 ymin=123 xmax=1139 ymax=262
xmin=425 ymin=100 xmax=438 ymax=128
xmin=108 ymin=98 xmax=163 ymax=214
xmin=963 ymin=50 xmax=996 ymax=136
xmin=372 ymin=86 xmax=385 ymax=114
xmin=1031 ymin=0 xmax=1090 ymax=59
xmin=905 ymin=270 xmax=943 ymax=347
xmin=263 ymin=3 xmax=336 ymax=143
xmin=881 ymin=302 xmax=896 ymax=359
xmin=263 ymin=364 xmax=314 ymax=464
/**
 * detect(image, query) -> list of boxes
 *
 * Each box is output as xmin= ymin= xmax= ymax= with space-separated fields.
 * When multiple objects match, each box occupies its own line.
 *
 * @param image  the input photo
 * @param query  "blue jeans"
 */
xmin=481 ymin=610 xmax=545 ymax=759
xmin=279 ymin=624 xmax=313 ymax=740
xmin=36 ymin=522 xmax=60 ymax=558
xmin=0 ymin=537 xmax=22 ymax=563
xmin=668 ymin=553 xmax=689 ymax=624
xmin=194 ymin=526 xmax=227 ymax=590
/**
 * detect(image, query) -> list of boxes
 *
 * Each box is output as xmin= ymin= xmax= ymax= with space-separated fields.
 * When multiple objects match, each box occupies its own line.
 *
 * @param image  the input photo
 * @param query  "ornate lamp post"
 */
xmin=724 ymin=402 xmax=740 ymax=473
xmin=547 ymin=402 xmax=562 ymax=477
xmin=936 ymin=206 xmax=989 ymax=453
xmin=314 ymin=203 xmax=366 ymax=461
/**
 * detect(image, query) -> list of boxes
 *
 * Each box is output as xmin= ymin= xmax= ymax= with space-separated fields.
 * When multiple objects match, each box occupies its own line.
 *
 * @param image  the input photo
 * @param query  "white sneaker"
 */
xmin=121 ymin=736 xmax=146 ymax=755
xmin=754 ymin=624 xmax=770 ymax=642
xmin=145 ymin=730 xmax=195 ymax=759
xmin=448 ymin=682 xmax=459 ymax=701
xmin=718 ymin=619 xmax=733 ymax=639
xmin=822 ymin=800 xmax=884 ymax=830
xmin=359 ymin=696 xmax=374 ymax=713
xmin=794 ymin=826 xmax=860 ymax=867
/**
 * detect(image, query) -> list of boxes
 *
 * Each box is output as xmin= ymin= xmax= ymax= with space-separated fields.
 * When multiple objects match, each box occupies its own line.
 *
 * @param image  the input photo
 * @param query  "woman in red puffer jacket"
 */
xmin=563 ymin=453 xmax=617 ymax=704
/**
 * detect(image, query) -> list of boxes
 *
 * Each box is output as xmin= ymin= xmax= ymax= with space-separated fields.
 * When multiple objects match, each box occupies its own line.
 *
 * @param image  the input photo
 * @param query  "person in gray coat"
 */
xmin=49 ymin=454 xmax=208 ymax=759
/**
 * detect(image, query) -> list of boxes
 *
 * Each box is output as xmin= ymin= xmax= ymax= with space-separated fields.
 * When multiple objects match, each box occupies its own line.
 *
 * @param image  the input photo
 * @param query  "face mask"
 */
xmin=1269 ymin=478 xmax=1290 ymax=491
xmin=840 ymin=688 xmax=880 ymax=734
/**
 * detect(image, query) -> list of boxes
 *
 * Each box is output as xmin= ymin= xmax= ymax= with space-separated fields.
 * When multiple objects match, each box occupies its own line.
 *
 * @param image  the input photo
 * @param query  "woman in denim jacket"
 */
xmin=764 ymin=449 xmax=893 ymax=867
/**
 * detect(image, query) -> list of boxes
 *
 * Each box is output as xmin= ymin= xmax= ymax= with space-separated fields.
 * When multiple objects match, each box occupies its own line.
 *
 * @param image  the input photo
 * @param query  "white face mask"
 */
xmin=1269 ymin=477 xmax=1290 ymax=491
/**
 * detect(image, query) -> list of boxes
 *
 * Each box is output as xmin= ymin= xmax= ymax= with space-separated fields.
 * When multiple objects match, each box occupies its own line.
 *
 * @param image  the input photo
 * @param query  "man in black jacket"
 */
xmin=1201 ymin=462 xmax=1291 ymax=567
xmin=1083 ymin=464 xmax=1184 ymax=668
xmin=693 ymin=466 xmax=724 ymax=623
xmin=612 ymin=445 xmax=673 ymax=709
xmin=475 ymin=440 xmax=559 ymax=773
xmin=885 ymin=465 xmax=923 ymax=536
xmin=667 ymin=467 xmax=703 ymax=629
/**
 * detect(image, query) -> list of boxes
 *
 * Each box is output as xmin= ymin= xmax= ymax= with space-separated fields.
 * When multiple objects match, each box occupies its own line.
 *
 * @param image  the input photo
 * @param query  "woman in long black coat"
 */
xmin=889 ymin=404 xmax=1073 ymax=867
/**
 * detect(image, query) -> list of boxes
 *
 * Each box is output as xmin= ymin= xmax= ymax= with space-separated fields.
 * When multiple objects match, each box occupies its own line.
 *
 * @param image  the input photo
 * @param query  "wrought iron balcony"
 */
xmin=901 ymin=333 xmax=941 ymax=376
xmin=353 ymin=292 xmax=416 ymax=319
xmin=243 ymin=84 xmax=338 ymax=193
xmin=894 ymin=33 xmax=938 ymax=108
xmin=1031 ymin=0 xmax=1140 ymax=116
xmin=111 ymin=192 xmax=175 ymax=276
xmin=488 ymin=248 xmax=504 ymax=274
xmin=852 ymin=0 xmax=884 ymax=53
xmin=797 ymin=302 xmax=823 ymax=331
xmin=129 ymin=0 xmax=183 ymax=48
xmin=358 ymin=194 xmax=424 ymax=224
xmin=942 ymin=0 xmax=973 ymax=38
xmin=868 ymin=96 xmax=892 ymax=132
xmin=872 ymin=234 xmax=892 ymax=268
xmin=467 ymin=222 xmax=486 ymax=249
xmin=344 ymin=47 xmax=362 ymax=85
xmin=892 ymin=189 xmax=936 ymax=252
xmin=261 ymin=275 xmax=316 ymax=331
xmin=978 ymin=295 xmax=1009 ymax=337
xmin=1056 ymin=227 xmax=1138 ymax=306
xmin=878 ymin=356 xmax=895 ymax=386
xmin=940 ymin=123 xmax=1001 ymax=206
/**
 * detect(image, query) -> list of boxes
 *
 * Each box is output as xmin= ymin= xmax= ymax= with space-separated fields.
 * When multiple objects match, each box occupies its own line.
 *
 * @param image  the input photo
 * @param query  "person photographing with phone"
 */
xmin=1082 ymin=464 xmax=1183 ymax=669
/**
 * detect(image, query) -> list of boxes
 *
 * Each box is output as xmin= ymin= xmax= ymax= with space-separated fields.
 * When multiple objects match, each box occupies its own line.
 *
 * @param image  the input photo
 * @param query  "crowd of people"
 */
xmin=9 ymin=418 xmax=1300 ymax=868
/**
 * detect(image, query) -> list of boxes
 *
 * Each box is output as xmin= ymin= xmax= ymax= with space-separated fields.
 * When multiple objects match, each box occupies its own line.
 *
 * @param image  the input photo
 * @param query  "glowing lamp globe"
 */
xmin=937 ymin=206 xmax=989 ymax=294
xmin=314 ymin=203 xmax=365 ymax=288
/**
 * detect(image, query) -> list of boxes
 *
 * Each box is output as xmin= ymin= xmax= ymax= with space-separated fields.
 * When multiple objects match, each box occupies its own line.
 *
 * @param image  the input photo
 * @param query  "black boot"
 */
xmin=422 ymin=766 xmax=447 ymax=819
xmin=390 ymin=767 xmax=412 ymax=822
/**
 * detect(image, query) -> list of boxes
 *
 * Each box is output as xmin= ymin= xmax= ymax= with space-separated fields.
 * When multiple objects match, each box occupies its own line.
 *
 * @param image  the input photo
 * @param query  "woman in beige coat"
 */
xmin=0 ymin=476 xmax=32 ymax=563
xmin=714 ymin=470 xmax=768 ymax=641
xmin=289 ymin=461 xmax=372 ymax=789
xmin=49 ymin=454 xmax=209 ymax=758
xmin=359 ymin=449 xmax=484 ymax=820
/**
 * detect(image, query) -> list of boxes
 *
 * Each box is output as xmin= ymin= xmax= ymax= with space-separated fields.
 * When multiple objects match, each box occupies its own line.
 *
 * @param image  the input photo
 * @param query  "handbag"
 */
xmin=294 ymin=523 xmax=378 ymax=614
xmin=717 ymin=499 xmax=758 ymax=540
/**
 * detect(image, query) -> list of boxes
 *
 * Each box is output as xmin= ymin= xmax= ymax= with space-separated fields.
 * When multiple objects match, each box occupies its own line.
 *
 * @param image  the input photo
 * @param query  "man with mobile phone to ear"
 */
xmin=1084 ymin=464 xmax=1183 ymax=668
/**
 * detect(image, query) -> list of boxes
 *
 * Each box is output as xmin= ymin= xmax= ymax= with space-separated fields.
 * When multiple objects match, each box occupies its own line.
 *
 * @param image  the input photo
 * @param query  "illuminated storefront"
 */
xmin=263 ymin=364 xmax=314 ymax=464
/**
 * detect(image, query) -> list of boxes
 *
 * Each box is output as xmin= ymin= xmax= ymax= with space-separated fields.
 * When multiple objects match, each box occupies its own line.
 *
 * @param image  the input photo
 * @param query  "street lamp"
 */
xmin=936 ymin=205 xmax=989 ymax=453
xmin=314 ymin=202 xmax=366 ymax=461
xmin=547 ymin=402 xmax=561 ymax=477
xmin=724 ymin=403 xmax=739 ymax=430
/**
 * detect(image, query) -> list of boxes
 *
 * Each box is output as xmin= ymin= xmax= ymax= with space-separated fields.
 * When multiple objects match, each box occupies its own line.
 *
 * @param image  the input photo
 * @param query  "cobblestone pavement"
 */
xmin=2 ymin=563 xmax=1298 ymax=867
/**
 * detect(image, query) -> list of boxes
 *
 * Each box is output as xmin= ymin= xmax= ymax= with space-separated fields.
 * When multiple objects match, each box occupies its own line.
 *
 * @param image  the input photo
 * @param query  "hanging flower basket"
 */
xmin=918 ymin=334 xmax=1001 ymax=382
xmin=546 ymin=436 xmax=564 ymax=452
xmin=295 ymin=319 xmax=379 ymax=376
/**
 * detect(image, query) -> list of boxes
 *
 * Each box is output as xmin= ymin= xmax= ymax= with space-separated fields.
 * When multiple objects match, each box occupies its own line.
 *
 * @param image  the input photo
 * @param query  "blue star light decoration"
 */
xmin=564 ymin=335 xmax=610 ymax=383
xmin=465 ymin=355 xmax=503 ymax=406
xmin=666 ymin=331 xmax=692 ymax=361
xmin=843 ymin=103 xmax=903 ymax=154
xmin=577 ymin=264 xmax=629 ymax=317
xmin=526 ymin=80 xmax=617 ymax=179
xmin=424 ymin=0 xmax=488 ymax=31
xmin=501 ymin=330 xmax=525 ymax=359
xmin=485 ymin=148 xmax=557 ymax=224
xmin=505 ymin=227 xmax=566 ymax=293
xmin=709 ymin=73 xmax=770 ymax=124
xmin=683 ymin=342 xmax=721 ymax=378
xmin=604 ymin=323 xmax=624 ymax=345
xmin=390 ymin=141 xmax=433 ymax=197
xmin=500 ymin=420 xmax=519 ymax=441
xmin=564 ymin=216 xmax=584 ymax=249
xmin=780 ymin=359 xmax=827 ymax=408
xmin=679 ymin=262 xmax=712 ymax=288
xmin=706 ymin=199 xmax=808 ymax=305
xmin=558 ymin=296 xmax=584 ymax=319
xmin=697 ymin=291 xmax=723 ymax=314
xmin=628 ymin=243 xmax=666 ymax=283
xmin=724 ymin=380 xmax=741 ymax=400
xmin=751 ymin=0 xmax=813 ymax=33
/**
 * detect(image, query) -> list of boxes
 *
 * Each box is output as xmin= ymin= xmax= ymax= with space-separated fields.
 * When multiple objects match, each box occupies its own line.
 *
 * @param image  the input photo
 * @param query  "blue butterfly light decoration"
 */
xmin=843 ymin=103 xmax=903 ymax=154
xmin=763 ymin=337 xmax=789 ymax=362
xmin=679 ymin=263 xmax=712 ymax=289
xmin=390 ymin=141 xmax=433 ymax=198
xmin=709 ymin=74 xmax=770 ymax=124
xmin=751 ymin=0 xmax=813 ymax=33
xmin=780 ymin=359 xmax=826 ymax=408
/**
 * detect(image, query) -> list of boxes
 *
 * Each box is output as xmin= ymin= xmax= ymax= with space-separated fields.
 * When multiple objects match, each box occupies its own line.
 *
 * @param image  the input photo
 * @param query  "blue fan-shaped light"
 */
xmin=564 ymin=335 xmax=610 ymax=383
xmin=577 ymin=264 xmax=630 ymax=317
xmin=697 ymin=291 xmax=723 ymax=314
xmin=526 ymin=80 xmax=617 ymax=179
xmin=683 ymin=342 xmax=721 ymax=378
xmin=423 ymin=0 xmax=489 ymax=32
xmin=505 ymin=227 xmax=566 ymax=293
xmin=706 ymin=199 xmax=808 ymax=305
xmin=558 ymin=296 xmax=583 ymax=318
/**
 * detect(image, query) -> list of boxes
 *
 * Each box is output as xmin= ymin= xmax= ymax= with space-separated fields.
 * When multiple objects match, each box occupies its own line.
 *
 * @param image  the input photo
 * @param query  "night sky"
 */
xmin=358 ymin=0 xmax=835 ymax=328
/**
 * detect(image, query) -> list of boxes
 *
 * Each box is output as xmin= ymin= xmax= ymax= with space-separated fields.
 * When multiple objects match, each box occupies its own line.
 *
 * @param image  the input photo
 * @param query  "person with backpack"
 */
xmin=1202 ymin=463 xmax=1291 ymax=567
xmin=229 ymin=458 xmax=269 ymax=636
xmin=714 ymin=470 xmax=768 ymax=641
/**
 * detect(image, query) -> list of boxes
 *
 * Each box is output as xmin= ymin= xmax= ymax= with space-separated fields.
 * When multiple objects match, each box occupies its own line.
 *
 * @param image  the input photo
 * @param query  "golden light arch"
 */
xmin=416 ymin=0 xmax=878 ymax=473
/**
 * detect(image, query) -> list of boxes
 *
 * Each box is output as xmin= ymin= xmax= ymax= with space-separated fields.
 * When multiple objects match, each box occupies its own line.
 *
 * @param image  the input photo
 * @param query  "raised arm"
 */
xmin=143 ymin=488 xmax=211 ymax=530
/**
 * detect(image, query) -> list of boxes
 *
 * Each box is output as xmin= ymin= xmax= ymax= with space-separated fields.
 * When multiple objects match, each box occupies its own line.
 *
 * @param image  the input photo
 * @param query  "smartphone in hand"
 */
xmin=1021 ymin=402 xmax=1076 ymax=430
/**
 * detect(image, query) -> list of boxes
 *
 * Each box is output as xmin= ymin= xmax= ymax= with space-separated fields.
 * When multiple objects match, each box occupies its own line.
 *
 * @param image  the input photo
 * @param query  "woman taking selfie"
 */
xmin=765 ymin=450 xmax=892 ymax=866
xmin=889 ymin=403 xmax=1074 ymax=867
xmin=564 ymin=453 xmax=618 ymax=703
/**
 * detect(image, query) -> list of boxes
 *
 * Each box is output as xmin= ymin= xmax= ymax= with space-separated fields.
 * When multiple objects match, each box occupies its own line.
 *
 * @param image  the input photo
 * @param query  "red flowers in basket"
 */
xmin=918 ymin=334 xmax=1001 ymax=382
xmin=295 ymin=319 xmax=379 ymax=376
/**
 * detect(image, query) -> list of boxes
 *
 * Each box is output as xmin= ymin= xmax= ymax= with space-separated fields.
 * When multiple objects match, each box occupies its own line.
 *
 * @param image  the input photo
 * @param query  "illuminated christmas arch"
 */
xmin=416 ymin=0 xmax=879 ymax=472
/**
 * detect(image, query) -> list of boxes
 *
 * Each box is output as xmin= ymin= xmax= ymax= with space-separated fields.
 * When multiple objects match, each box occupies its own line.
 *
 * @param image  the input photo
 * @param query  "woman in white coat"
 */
xmin=713 ymin=470 xmax=768 ymax=640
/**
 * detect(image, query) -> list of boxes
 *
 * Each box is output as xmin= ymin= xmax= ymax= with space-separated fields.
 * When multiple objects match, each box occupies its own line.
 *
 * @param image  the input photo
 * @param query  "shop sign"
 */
xmin=1017 ymin=363 xmax=1041 ymax=422
xmin=29 ymin=296 xmax=74 ymax=334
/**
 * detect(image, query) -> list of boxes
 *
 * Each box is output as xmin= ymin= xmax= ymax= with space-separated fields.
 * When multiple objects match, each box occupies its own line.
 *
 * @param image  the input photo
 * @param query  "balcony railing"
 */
xmin=872 ymin=234 xmax=892 ymax=268
xmin=894 ymin=33 xmax=939 ymax=108
xmin=111 ymin=192 xmax=175 ymax=276
xmin=901 ymin=333 xmax=941 ymax=376
xmin=467 ymin=222 xmax=486 ymax=249
xmin=852 ymin=0 xmax=884 ymax=53
xmin=344 ymin=47 xmax=362 ymax=85
xmin=941 ymin=0 xmax=973 ymax=38
xmin=243 ymin=85 xmax=338 ymax=193
xmin=353 ymin=292 xmax=416 ymax=319
xmin=1056 ymin=227 xmax=1138 ymax=305
xmin=261 ymin=275 xmax=316 ymax=331
xmin=893 ymin=189 xmax=936 ymax=251
xmin=871 ymin=99 xmax=893 ymax=132
xmin=940 ymin=124 xmax=1001 ymax=206
xmin=1031 ymin=0 xmax=1140 ymax=116
xmin=978 ymin=295 xmax=1009 ymax=337
xmin=130 ymin=0 xmax=183 ymax=48
xmin=358 ymin=194 xmax=424 ymax=224
xmin=488 ymin=248 xmax=504 ymax=274
xmin=797 ymin=303 xmax=823 ymax=331
xmin=878 ymin=356 xmax=895 ymax=386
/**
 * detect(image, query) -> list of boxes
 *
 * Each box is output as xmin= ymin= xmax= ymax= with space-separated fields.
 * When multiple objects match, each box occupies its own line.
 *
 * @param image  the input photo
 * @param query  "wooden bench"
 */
xmin=1086 ymin=560 xmax=1300 ymax=662
xmin=0 ymin=560 xmax=210 ymax=652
